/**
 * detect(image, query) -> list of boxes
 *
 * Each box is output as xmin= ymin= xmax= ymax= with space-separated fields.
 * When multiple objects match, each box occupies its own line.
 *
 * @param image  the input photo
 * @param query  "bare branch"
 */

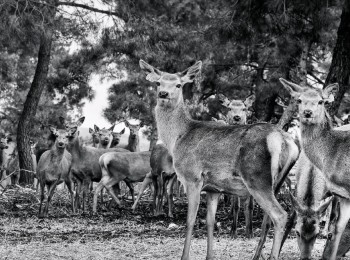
xmin=57 ymin=1 xmax=119 ymax=16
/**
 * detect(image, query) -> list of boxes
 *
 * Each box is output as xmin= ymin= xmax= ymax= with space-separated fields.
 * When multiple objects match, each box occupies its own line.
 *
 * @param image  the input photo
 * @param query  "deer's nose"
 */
xmin=58 ymin=142 xmax=64 ymax=147
xmin=158 ymin=91 xmax=169 ymax=99
xmin=233 ymin=115 xmax=241 ymax=121
xmin=303 ymin=110 xmax=313 ymax=118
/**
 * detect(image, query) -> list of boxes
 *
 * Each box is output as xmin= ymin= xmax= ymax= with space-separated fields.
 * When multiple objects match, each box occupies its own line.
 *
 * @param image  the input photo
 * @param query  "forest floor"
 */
xmin=0 ymin=186 xmax=349 ymax=260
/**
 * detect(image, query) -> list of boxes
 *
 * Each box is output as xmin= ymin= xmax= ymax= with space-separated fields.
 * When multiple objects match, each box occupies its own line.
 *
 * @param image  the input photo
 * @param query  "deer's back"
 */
xmin=172 ymin=122 xmax=284 ymax=187
xmin=70 ymin=146 xmax=129 ymax=182
xmin=101 ymin=151 xmax=151 ymax=182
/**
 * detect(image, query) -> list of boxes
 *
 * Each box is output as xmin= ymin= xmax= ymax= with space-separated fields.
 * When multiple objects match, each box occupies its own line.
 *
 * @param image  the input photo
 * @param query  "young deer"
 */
xmin=131 ymin=143 xmax=177 ymax=217
xmin=220 ymin=94 xmax=256 ymax=238
xmin=119 ymin=120 xmax=143 ymax=152
xmin=64 ymin=117 xmax=129 ymax=212
xmin=279 ymin=78 xmax=350 ymax=260
xmin=93 ymin=151 xmax=151 ymax=213
xmin=37 ymin=126 xmax=74 ymax=218
xmin=139 ymin=60 xmax=299 ymax=260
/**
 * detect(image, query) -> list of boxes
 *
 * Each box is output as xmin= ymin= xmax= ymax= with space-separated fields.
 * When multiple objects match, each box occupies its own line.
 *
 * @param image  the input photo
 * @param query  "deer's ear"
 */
xmin=180 ymin=61 xmax=202 ymax=85
xmin=120 ymin=128 xmax=125 ymax=134
xmin=279 ymin=78 xmax=303 ymax=98
xmin=59 ymin=116 xmax=65 ymax=126
xmin=244 ymin=94 xmax=256 ymax=108
xmin=217 ymin=94 xmax=231 ymax=107
xmin=89 ymin=128 xmax=94 ymax=134
xmin=94 ymin=125 xmax=100 ymax=132
xmin=124 ymin=120 xmax=130 ymax=128
xmin=323 ymin=83 xmax=339 ymax=102
xmin=316 ymin=196 xmax=333 ymax=216
xmin=139 ymin=60 xmax=162 ymax=82
xmin=275 ymin=96 xmax=287 ymax=108
xmin=77 ymin=117 xmax=85 ymax=126
xmin=290 ymin=193 xmax=306 ymax=213
xmin=48 ymin=125 xmax=57 ymax=135
xmin=109 ymin=124 xmax=115 ymax=131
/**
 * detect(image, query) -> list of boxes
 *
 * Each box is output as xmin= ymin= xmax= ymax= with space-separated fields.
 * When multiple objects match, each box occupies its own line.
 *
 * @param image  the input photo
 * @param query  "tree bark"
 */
xmin=325 ymin=0 xmax=350 ymax=117
xmin=17 ymin=3 xmax=56 ymax=184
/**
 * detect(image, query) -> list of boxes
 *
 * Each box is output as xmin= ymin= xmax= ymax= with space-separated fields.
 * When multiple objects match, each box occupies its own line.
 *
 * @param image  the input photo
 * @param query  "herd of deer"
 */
xmin=0 ymin=59 xmax=349 ymax=260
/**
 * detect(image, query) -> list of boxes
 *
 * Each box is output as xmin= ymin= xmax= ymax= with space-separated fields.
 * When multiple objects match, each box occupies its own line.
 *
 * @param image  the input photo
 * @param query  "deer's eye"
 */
xmin=296 ymin=231 xmax=300 ymax=237
xmin=156 ymin=82 xmax=160 ymax=86
xmin=318 ymin=100 xmax=324 ymax=105
xmin=176 ymin=84 xmax=182 ymax=88
xmin=297 ymin=99 xmax=302 ymax=104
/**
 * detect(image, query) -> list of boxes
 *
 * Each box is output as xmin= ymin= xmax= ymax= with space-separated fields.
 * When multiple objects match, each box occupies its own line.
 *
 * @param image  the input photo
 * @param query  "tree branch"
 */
xmin=308 ymin=71 xmax=325 ymax=85
xmin=57 ymin=2 xmax=119 ymax=16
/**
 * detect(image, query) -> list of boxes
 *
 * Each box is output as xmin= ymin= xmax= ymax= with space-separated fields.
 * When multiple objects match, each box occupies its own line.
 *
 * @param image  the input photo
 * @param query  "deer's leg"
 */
xmin=206 ymin=192 xmax=220 ymax=260
xmin=125 ymin=180 xmax=135 ymax=202
xmin=93 ymin=177 xmax=109 ymax=213
xmin=230 ymin=195 xmax=240 ymax=238
xmin=252 ymin=212 xmax=271 ymax=260
xmin=65 ymin=178 xmax=76 ymax=214
xmin=82 ymin=179 xmax=90 ymax=212
xmin=156 ymin=172 xmax=165 ymax=215
xmin=244 ymin=195 xmax=254 ymax=239
xmin=152 ymin=176 xmax=158 ymax=215
xmin=167 ymin=174 xmax=176 ymax=218
xmin=74 ymin=180 xmax=82 ymax=210
xmin=249 ymin=190 xmax=287 ymax=260
xmin=44 ymin=180 xmax=59 ymax=217
xmin=322 ymin=198 xmax=350 ymax=260
xmin=131 ymin=172 xmax=152 ymax=211
xmin=104 ymin=177 xmax=124 ymax=207
xmin=181 ymin=181 xmax=202 ymax=260
xmin=38 ymin=181 xmax=45 ymax=218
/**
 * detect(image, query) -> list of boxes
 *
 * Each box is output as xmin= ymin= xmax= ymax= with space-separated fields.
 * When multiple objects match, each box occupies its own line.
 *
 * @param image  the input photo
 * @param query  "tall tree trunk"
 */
xmin=325 ymin=0 xmax=350 ymax=117
xmin=17 ymin=0 xmax=57 ymax=184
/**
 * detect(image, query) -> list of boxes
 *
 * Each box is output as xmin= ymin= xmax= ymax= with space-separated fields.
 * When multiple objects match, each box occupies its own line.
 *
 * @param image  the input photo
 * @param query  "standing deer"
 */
xmin=131 ymin=143 xmax=177 ymax=217
xmin=93 ymin=151 xmax=151 ymax=213
xmin=220 ymin=94 xmax=256 ymax=238
xmin=279 ymin=78 xmax=350 ymax=260
xmin=63 ymin=117 xmax=130 ymax=212
xmin=119 ymin=120 xmax=143 ymax=152
xmin=37 ymin=126 xmax=74 ymax=218
xmin=139 ymin=60 xmax=299 ymax=260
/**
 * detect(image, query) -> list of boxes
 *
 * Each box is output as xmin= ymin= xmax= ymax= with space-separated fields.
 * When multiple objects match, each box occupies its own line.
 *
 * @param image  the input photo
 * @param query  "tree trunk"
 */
xmin=17 ymin=29 xmax=54 ymax=184
xmin=325 ymin=0 xmax=350 ymax=117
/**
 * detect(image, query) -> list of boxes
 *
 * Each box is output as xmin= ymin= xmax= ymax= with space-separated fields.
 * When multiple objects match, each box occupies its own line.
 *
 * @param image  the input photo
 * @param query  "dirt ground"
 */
xmin=0 ymin=186 xmax=349 ymax=260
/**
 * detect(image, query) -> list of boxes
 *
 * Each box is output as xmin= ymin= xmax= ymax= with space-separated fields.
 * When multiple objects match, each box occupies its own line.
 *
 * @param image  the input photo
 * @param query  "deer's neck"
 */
xmin=300 ymin=112 xmax=333 ymax=171
xmin=69 ymin=136 xmax=86 ymax=161
xmin=52 ymin=146 xmax=65 ymax=159
xmin=127 ymin=135 xmax=139 ymax=152
xmin=155 ymin=97 xmax=191 ymax=154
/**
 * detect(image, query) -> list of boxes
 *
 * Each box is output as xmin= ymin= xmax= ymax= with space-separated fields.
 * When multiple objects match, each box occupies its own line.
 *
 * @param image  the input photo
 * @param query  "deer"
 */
xmin=279 ymin=78 xmax=350 ymax=260
xmin=110 ymin=128 xmax=125 ymax=148
xmin=219 ymin=94 xmax=256 ymax=238
xmin=118 ymin=120 xmax=143 ymax=152
xmin=0 ymin=136 xmax=11 ymax=190
xmin=37 ymin=126 xmax=74 ymax=218
xmin=139 ymin=59 xmax=299 ymax=260
xmin=63 ymin=116 xmax=130 ymax=212
xmin=131 ymin=143 xmax=177 ymax=217
xmin=89 ymin=124 xmax=115 ymax=149
xmin=93 ymin=150 xmax=151 ymax=213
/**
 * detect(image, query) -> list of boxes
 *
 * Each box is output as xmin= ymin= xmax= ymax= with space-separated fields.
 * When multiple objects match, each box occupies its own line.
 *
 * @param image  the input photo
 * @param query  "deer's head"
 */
xmin=291 ymin=194 xmax=333 ymax=259
xmin=125 ymin=121 xmax=142 ymax=139
xmin=93 ymin=124 xmax=115 ymax=146
xmin=65 ymin=117 xmax=85 ymax=139
xmin=49 ymin=126 xmax=69 ymax=150
xmin=111 ymin=128 xmax=125 ymax=146
xmin=279 ymin=78 xmax=339 ymax=125
xmin=220 ymin=95 xmax=255 ymax=125
xmin=139 ymin=60 xmax=202 ymax=109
